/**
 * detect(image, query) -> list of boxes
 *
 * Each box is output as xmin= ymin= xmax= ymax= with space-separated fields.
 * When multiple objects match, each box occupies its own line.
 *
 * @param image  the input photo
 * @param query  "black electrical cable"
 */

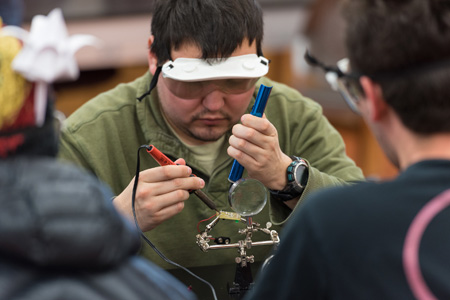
xmin=132 ymin=145 xmax=218 ymax=300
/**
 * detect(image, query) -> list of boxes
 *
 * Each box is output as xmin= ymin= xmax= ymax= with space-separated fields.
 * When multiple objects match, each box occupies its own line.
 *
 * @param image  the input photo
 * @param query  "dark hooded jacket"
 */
xmin=0 ymin=156 xmax=197 ymax=300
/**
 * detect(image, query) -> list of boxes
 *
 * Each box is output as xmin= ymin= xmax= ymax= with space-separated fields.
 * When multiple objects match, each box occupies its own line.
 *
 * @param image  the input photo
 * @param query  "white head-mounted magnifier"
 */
xmin=161 ymin=54 xmax=269 ymax=81
xmin=136 ymin=54 xmax=269 ymax=101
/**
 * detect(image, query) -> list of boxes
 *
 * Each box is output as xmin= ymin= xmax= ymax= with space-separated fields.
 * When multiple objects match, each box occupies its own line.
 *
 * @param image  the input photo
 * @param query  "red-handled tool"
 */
xmin=147 ymin=145 xmax=219 ymax=212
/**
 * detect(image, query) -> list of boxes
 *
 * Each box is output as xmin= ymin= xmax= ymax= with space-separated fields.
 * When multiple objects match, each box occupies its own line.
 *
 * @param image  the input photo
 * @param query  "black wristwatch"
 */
xmin=269 ymin=156 xmax=309 ymax=201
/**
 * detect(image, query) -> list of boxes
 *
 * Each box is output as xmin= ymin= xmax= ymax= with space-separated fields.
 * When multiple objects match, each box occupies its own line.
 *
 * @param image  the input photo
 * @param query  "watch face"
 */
xmin=294 ymin=164 xmax=308 ymax=188
xmin=270 ymin=158 xmax=308 ymax=201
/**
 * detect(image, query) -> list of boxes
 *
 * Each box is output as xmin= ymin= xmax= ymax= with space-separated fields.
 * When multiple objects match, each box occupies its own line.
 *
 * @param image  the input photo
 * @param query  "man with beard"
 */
xmin=59 ymin=0 xmax=364 ymax=294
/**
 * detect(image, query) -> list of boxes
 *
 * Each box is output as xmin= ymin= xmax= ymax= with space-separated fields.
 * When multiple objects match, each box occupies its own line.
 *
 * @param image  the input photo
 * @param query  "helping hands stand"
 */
xmin=196 ymin=212 xmax=280 ymax=297
xmin=144 ymin=142 xmax=278 ymax=297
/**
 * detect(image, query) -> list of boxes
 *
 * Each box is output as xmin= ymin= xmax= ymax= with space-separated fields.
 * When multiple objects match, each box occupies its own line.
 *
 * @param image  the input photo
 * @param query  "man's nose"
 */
xmin=201 ymin=90 xmax=225 ymax=111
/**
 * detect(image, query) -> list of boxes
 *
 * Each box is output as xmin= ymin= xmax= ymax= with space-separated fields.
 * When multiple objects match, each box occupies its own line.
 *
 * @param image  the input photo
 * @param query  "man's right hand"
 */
xmin=113 ymin=160 xmax=205 ymax=232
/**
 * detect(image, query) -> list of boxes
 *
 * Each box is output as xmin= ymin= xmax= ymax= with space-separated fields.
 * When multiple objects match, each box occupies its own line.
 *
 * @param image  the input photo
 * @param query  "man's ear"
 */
xmin=147 ymin=35 xmax=158 ymax=75
xmin=360 ymin=76 xmax=388 ymax=121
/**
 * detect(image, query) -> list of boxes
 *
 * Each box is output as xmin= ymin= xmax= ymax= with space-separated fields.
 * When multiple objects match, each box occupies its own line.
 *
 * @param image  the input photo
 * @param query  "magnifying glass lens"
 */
xmin=229 ymin=178 xmax=268 ymax=217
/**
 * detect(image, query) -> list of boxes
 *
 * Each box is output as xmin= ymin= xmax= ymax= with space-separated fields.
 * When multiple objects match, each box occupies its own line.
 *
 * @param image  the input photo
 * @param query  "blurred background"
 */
xmin=4 ymin=0 xmax=397 ymax=179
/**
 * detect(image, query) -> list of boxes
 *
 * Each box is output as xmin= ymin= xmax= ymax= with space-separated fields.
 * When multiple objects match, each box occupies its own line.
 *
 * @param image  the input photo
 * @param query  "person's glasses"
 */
xmin=305 ymin=50 xmax=450 ymax=115
xmin=304 ymin=51 xmax=363 ymax=114
xmin=161 ymin=76 xmax=260 ymax=99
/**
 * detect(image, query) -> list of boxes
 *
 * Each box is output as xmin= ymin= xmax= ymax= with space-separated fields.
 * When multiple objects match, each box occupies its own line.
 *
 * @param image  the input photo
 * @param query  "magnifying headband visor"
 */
xmin=162 ymin=54 xmax=269 ymax=81
xmin=160 ymin=54 xmax=269 ymax=99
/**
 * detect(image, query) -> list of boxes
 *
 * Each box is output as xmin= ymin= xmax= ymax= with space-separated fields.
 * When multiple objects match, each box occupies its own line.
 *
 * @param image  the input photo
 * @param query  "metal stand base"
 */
xmin=228 ymin=262 xmax=254 ymax=298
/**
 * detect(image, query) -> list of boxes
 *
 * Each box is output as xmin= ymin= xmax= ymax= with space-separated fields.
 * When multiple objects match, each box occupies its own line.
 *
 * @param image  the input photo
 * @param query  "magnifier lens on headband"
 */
xmin=228 ymin=178 xmax=268 ymax=217
xmin=161 ymin=77 xmax=260 ymax=99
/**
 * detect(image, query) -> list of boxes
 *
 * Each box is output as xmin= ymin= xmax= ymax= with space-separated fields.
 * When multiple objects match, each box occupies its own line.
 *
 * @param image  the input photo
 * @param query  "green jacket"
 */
xmin=59 ymin=72 xmax=363 ymax=271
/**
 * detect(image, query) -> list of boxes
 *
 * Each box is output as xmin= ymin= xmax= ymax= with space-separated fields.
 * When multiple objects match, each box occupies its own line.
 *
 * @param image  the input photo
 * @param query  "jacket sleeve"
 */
xmin=59 ymin=128 xmax=88 ymax=167
xmin=268 ymin=91 xmax=365 ymax=225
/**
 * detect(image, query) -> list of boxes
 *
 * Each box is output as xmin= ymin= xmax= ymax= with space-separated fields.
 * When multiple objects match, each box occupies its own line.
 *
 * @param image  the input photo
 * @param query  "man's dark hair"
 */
xmin=343 ymin=0 xmax=450 ymax=134
xmin=150 ymin=0 xmax=264 ymax=65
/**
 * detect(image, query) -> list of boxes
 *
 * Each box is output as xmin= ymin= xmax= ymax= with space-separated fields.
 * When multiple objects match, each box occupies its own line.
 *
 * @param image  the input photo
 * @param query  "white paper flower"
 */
xmin=1 ymin=8 xmax=99 ymax=126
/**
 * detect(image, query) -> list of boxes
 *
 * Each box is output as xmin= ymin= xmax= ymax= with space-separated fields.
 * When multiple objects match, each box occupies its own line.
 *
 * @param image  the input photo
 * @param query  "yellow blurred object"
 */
xmin=217 ymin=211 xmax=241 ymax=221
xmin=0 ymin=20 xmax=30 ymax=130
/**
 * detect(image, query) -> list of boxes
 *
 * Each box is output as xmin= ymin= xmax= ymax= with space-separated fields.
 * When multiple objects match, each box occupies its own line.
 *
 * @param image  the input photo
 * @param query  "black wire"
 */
xmin=132 ymin=145 xmax=218 ymax=300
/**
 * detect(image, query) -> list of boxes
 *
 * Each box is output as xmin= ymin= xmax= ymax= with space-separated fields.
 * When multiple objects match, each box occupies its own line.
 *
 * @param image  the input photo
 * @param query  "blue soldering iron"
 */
xmin=228 ymin=84 xmax=273 ymax=183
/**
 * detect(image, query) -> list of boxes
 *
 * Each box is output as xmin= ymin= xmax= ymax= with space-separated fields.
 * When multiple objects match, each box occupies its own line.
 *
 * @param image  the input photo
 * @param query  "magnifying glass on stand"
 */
xmin=228 ymin=178 xmax=268 ymax=225
xmin=227 ymin=84 xmax=272 ymax=222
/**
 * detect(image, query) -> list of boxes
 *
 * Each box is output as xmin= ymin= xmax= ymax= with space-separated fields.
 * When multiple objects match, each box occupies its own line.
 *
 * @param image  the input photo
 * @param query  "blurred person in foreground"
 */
xmin=0 ymin=0 xmax=24 ymax=26
xmin=0 ymin=11 xmax=196 ymax=300
xmin=58 ymin=0 xmax=363 ymax=284
xmin=246 ymin=0 xmax=450 ymax=299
